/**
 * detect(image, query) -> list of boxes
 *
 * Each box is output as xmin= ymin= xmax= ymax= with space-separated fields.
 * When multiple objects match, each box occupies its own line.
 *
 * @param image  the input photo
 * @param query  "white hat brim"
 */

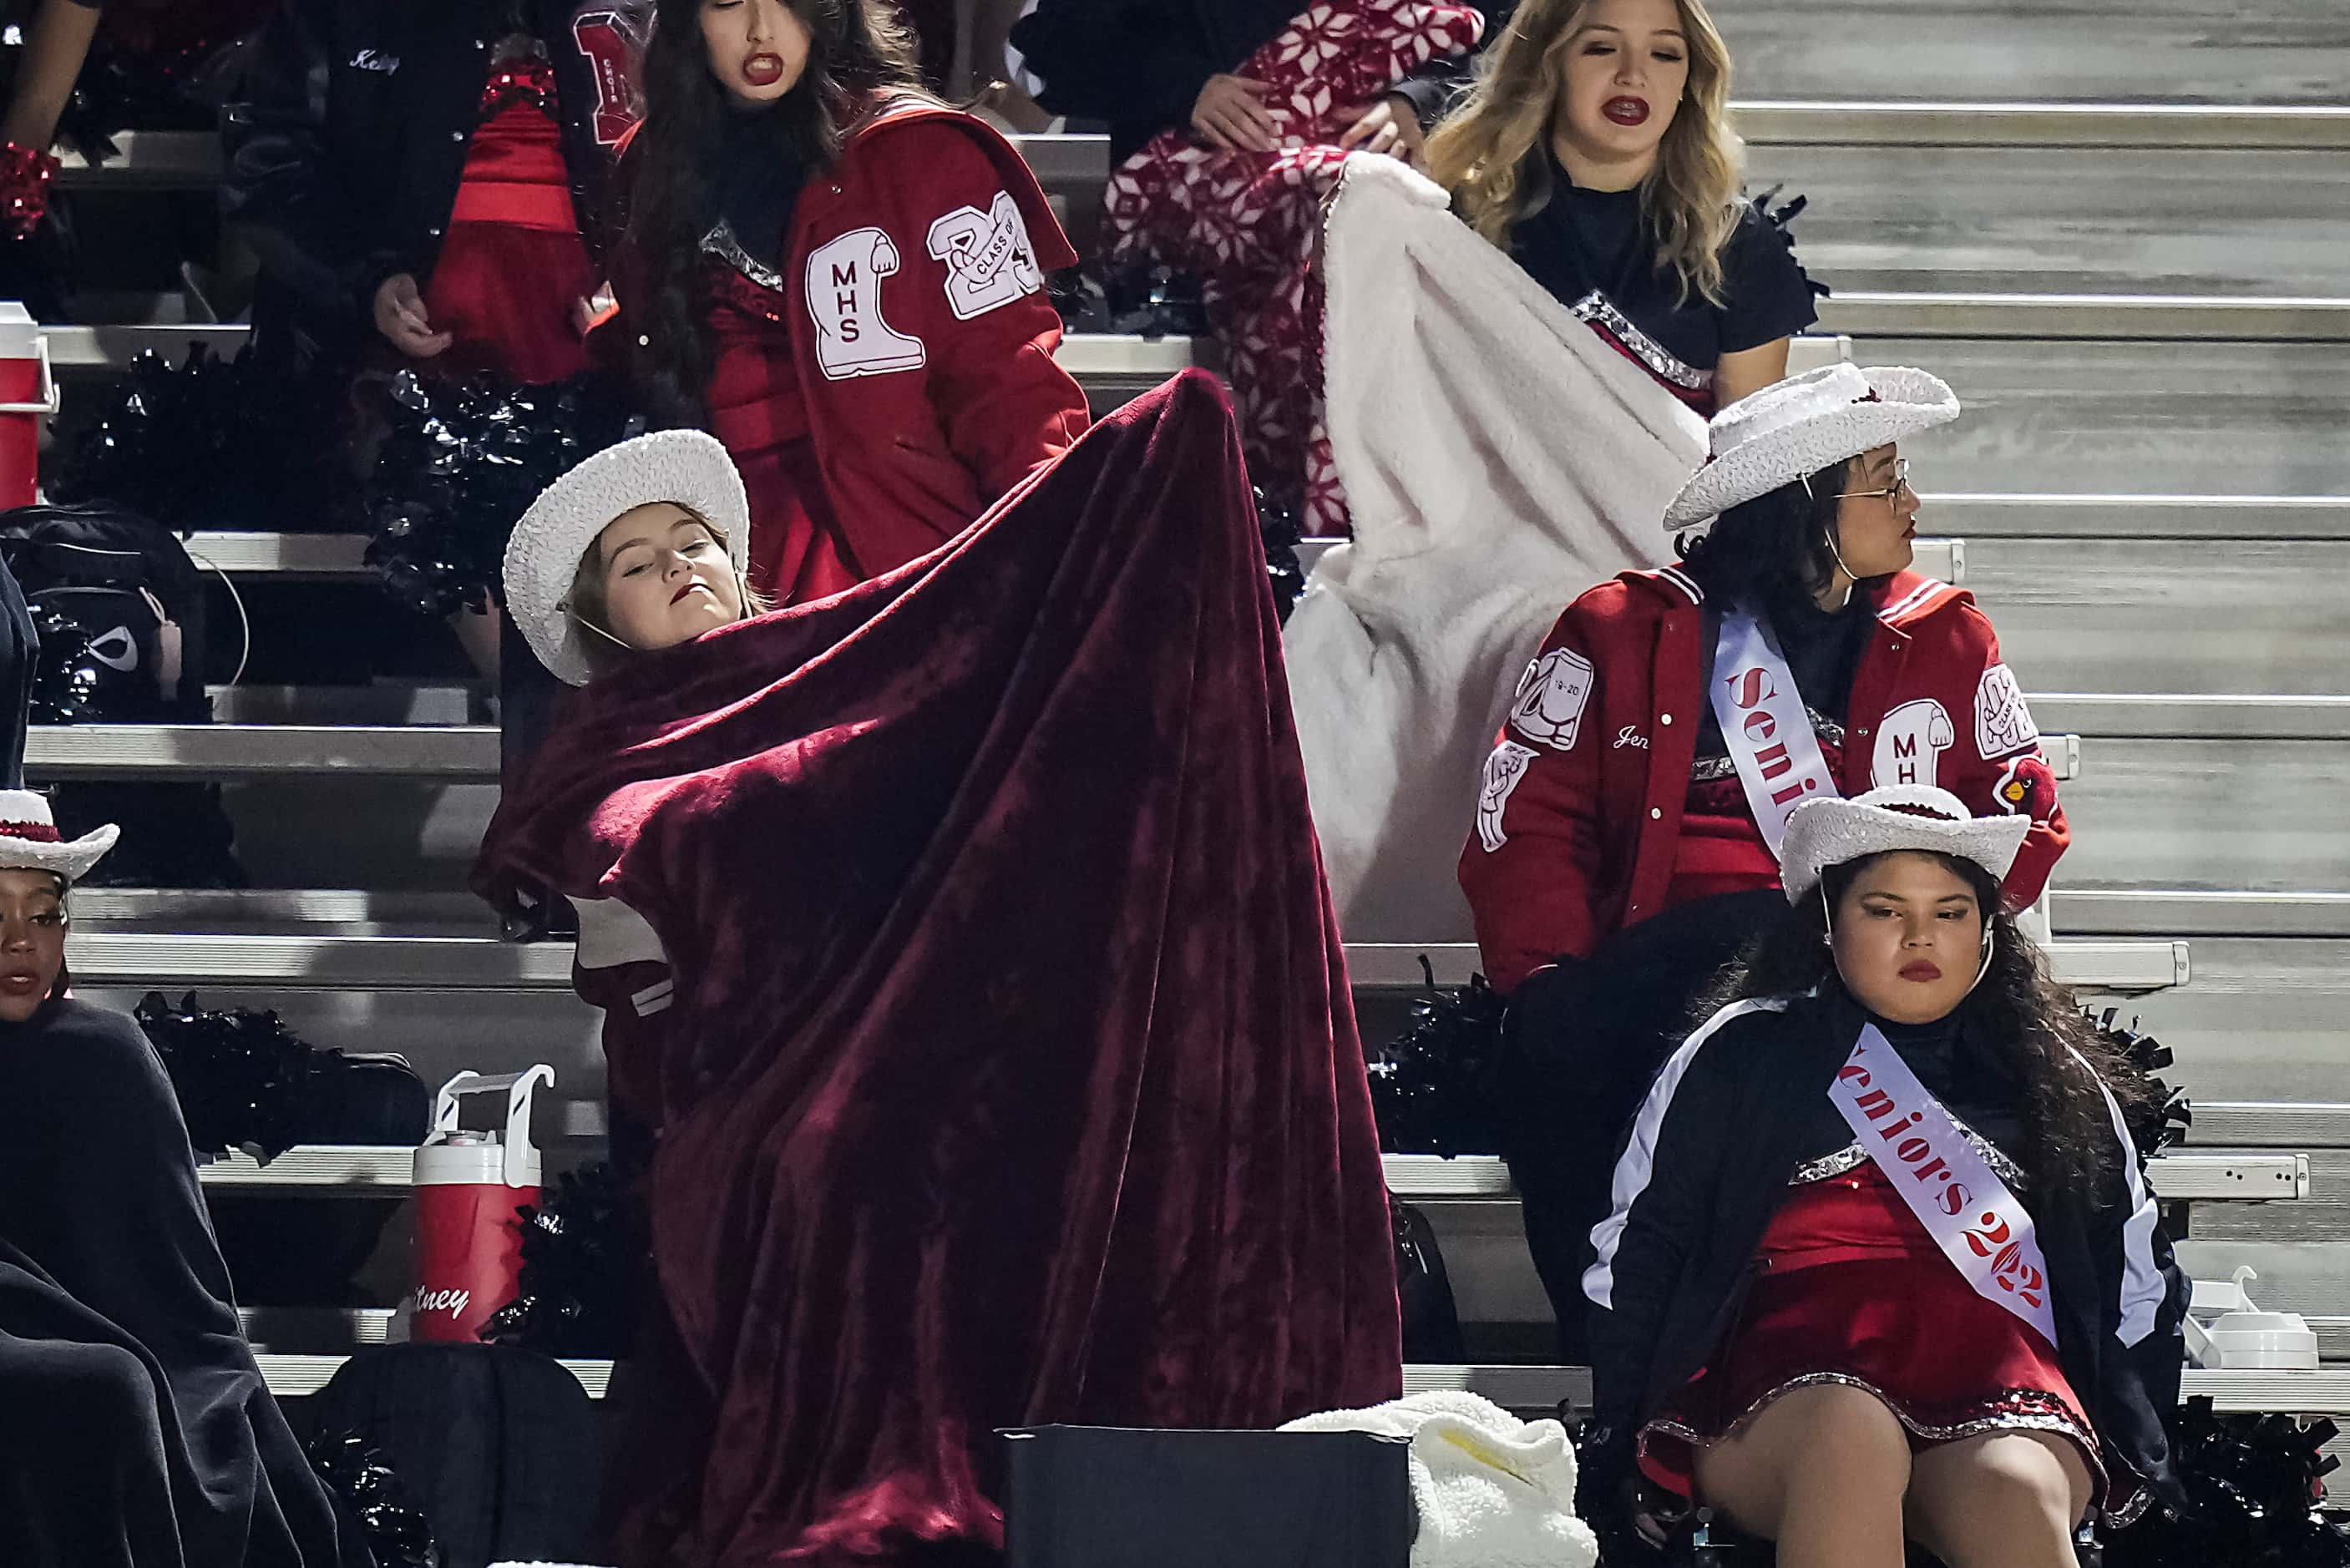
xmin=0 ymin=822 xmax=119 ymax=884
xmin=1664 ymin=365 xmax=1960 ymax=530
xmin=503 ymin=429 xmax=752 ymax=686
xmin=1780 ymin=785 xmax=2029 ymax=903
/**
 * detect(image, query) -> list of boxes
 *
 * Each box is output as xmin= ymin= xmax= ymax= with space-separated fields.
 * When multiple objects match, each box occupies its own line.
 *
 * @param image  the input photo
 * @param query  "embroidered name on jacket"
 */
xmin=806 ymin=228 xmax=927 ymax=379
xmin=927 ymin=190 xmax=1042 ymax=320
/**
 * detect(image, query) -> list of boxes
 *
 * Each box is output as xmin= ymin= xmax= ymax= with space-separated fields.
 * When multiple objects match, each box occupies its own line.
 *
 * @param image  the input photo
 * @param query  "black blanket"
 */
xmin=0 ymin=998 xmax=366 ymax=1568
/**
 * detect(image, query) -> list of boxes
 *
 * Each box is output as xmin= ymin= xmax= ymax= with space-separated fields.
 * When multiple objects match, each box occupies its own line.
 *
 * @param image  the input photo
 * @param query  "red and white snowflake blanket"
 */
xmin=1101 ymin=0 xmax=1485 ymax=534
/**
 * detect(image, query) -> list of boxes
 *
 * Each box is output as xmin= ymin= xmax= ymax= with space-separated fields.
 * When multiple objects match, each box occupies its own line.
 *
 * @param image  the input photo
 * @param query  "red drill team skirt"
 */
xmin=1637 ymin=1159 xmax=2114 ymax=1512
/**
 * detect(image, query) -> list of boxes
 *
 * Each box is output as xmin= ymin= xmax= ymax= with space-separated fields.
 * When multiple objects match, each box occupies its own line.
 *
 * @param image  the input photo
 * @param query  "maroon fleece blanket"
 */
xmin=476 ymin=371 xmax=1401 ymax=1565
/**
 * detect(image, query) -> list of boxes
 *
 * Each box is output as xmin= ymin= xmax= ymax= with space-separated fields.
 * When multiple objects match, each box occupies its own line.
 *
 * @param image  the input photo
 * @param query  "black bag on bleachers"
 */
xmin=0 ymin=501 xmax=244 ymax=885
xmin=306 ymin=1343 xmax=604 ymax=1568
xmin=1003 ymin=1425 xmax=1413 ymax=1568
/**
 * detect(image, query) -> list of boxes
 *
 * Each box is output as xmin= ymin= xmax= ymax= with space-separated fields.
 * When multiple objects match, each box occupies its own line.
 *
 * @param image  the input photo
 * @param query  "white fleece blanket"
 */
xmin=1286 ymin=154 xmax=1705 ymax=943
xmin=1283 ymin=1391 xmax=1600 ymax=1567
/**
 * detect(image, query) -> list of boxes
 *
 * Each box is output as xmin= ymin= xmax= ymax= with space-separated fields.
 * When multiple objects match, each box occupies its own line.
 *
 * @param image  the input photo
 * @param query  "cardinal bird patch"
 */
xmin=1508 ymin=647 xmax=1597 ymax=752
xmin=805 ymin=228 xmax=927 ymax=379
xmin=925 ymin=190 xmax=1043 ymax=321
xmin=1476 ymin=741 xmax=1539 ymax=852
xmin=1993 ymin=751 xmax=2058 ymax=826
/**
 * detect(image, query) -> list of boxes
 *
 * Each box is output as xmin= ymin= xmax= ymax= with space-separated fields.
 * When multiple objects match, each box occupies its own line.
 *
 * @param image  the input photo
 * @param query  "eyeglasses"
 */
xmin=1836 ymin=458 xmax=1912 ymax=505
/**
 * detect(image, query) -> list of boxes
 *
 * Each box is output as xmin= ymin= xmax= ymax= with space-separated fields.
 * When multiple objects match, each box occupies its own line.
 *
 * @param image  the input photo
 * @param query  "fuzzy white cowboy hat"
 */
xmin=1663 ymin=363 xmax=1960 ymax=529
xmin=0 ymin=790 xmax=117 ymax=883
xmin=1779 ymin=784 xmax=2029 ymax=903
xmin=504 ymin=429 xmax=752 ymax=686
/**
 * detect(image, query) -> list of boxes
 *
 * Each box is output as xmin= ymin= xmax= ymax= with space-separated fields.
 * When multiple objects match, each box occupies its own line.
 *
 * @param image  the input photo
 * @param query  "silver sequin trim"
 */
xmin=1788 ymin=1112 xmax=2028 ymax=1190
xmin=1642 ymin=1371 xmax=2109 ymax=1505
xmin=701 ymin=218 xmax=788 ymax=293
xmin=1689 ymin=711 xmax=1846 ymax=782
xmin=1569 ymin=289 xmax=1712 ymax=392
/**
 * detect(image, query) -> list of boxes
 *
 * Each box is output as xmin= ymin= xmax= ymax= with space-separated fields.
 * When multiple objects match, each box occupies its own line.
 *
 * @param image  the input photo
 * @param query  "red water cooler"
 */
xmin=410 ymin=1064 xmax=555 ymax=1343
xmin=0 ymin=303 xmax=55 ymax=509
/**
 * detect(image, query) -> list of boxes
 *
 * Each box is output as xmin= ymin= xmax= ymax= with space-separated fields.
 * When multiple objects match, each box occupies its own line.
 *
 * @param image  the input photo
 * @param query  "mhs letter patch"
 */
xmin=1508 ymin=647 xmax=1597 ymax=752
xmin=926 ymin=190 xmax=1043 ymax=320
xmin=1871 ymin=698 xmax=1955 ymax=789
xmin=806 ymin=228 xmax=927 ymax=380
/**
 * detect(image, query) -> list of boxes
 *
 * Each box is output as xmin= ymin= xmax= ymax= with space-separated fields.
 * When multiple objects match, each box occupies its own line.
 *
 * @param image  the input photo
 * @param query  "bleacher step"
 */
xmin=43 ymin=930 xmax=2191 ymax=994
xmin=240 ymin=1354 xmax=2350 ymax=1415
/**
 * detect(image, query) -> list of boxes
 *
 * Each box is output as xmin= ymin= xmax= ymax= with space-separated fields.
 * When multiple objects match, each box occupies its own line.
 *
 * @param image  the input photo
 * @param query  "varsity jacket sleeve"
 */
xmin=571 ymin=897 xmax=674 ymax=1130
xmin=889 ymin=121 xmax=1091 ymax=508
xmin=1457 ymin=598 xmax=1610 ymax=996
xmin=1939 ymin=603 xmax=2070 ymax=907
xmin=1583 ymin=1001 xmax=1770 ymax=1459
xmin=220 ymin=0 xmax=393 ymax=333
xmin=2082 ymin=1059 xmax=2190 ymax=1506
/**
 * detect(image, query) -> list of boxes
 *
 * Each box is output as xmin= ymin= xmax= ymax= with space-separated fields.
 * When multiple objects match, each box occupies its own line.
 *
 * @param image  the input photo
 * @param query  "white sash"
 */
xmin=1827 ymin=1024 xmax=2059 ymax=1349
xmin=1709 ymin=609 xmax=1840 ymax=853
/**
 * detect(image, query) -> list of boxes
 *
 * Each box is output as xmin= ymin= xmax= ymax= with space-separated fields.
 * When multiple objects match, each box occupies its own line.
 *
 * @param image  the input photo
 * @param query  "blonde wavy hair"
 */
xmin=1425 ymin=0 xmax=1745 ymax=305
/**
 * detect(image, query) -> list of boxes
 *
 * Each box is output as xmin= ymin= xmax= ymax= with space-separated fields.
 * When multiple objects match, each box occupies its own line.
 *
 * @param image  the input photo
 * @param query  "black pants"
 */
xmin=1498 ymin=890 xmax=1784 ymax=1363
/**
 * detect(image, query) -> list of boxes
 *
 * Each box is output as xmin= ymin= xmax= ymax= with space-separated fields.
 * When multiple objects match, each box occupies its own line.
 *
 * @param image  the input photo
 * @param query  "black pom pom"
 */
xmin=479 ymin=1161 xmax=645 ymax=1358
xmin=1750 ymin=183 xmax=1831 ymax=301
xmin=362 ymin=371 xmax=646 ymax=619
xmin=52 ymin=346 xmax=356 ymax=533
xmin=1367 ymin=957 xmax=1510 ymax=1156
xmin=2089 ymin=1008 xmax=2192 ymax=1155
xmin=2103 ymin=1396 xmax=2350 ymax=1565
xmin=306 ymin=1430 xmax=441 ymax=1568
xmin=134 ymin=990 xmax=318 ymax=1162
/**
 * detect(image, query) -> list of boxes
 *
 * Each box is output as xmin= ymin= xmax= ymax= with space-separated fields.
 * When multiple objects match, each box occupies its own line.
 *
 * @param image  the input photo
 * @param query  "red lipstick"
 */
xmin=671 ymin=580 xmax=707 ymax=605
xmin=1603 ymin=95 xmax=1650 ymax=126
xmin=743 ymin=52 xmax=784 ymax=86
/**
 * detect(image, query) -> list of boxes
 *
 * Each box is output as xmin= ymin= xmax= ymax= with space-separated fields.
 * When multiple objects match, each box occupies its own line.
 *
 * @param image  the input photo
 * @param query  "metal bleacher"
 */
xmin=33 ymin=0 xmax=2350 ymax=1414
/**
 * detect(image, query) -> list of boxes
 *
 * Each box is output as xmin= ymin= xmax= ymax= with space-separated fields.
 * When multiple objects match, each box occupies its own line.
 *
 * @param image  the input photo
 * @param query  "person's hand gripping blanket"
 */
xmin=475 ymin=370 xmax=1402 ymax=1566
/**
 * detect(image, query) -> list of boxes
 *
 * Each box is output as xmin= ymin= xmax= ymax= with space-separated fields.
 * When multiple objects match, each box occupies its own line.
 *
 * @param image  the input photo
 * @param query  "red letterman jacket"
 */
xmin=604 ymin=99 xmax=1090 ymax=593
xmin=1459 ymin=567 xmax=2069 ymax=996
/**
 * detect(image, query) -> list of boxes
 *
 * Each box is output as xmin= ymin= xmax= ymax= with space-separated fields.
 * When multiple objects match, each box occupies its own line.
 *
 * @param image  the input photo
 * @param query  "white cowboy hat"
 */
xmin=1779 ymin=784 xmax=2029 ymax=903
xmin=1663 ymin=363 xmax=1960 ymax=529
xmin=504 ymin=429 xmax=752 ymax=686
xmin=0 ymin=790 xmax=117 ymax=883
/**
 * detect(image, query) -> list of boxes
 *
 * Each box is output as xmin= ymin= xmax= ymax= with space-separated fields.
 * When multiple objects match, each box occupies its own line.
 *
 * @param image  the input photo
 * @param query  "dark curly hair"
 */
xmin=1675 ymin=458 xmax=1851 ymax=625
xmin=619 ymin=0 xmax=929 ymax=422
xmin=1694 ymin=850 xmax=2141 ymax=1197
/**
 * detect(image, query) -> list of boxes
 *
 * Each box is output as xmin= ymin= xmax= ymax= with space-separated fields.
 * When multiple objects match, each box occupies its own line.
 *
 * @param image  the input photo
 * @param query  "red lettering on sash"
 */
xmin=1755 ymin=742 xmax=1794 ymax=781
xmin=1852 ymin=1087 xmax=1894 ymax=1119
xmin=1741 ymin=709 xmax=1777 ymax=745
xmin=1896 ymin=1136 xmax=1931 ymax=1163
xmin=1910 ymin=1156 xmax=1951 ymax=1184
xmin=1876 ymin=1111 xmax=1922 ymax=1141
xmin=1939 ymin=1182 xmax=1971 ymax=1216
xmin=1728 ymin=667 xmax=1775 ymax=709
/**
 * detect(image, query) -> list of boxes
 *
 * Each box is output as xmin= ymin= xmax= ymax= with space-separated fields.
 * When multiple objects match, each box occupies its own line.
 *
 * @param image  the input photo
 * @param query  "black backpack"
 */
xmin=0 ymin=502 xmax=242 ymax=886
xmin=0 ymin=501 xmax=210 ymax=721
xmin=306 ymin=1344 xmax=605 ymax=1568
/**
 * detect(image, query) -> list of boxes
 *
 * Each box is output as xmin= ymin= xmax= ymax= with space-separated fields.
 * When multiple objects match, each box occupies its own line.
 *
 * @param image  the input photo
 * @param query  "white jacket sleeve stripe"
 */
xmin=2075 ymin=1047 xmax=2166 ymax=1348
xmin=1583 ymin=997 xmax=1788 ymax=1311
